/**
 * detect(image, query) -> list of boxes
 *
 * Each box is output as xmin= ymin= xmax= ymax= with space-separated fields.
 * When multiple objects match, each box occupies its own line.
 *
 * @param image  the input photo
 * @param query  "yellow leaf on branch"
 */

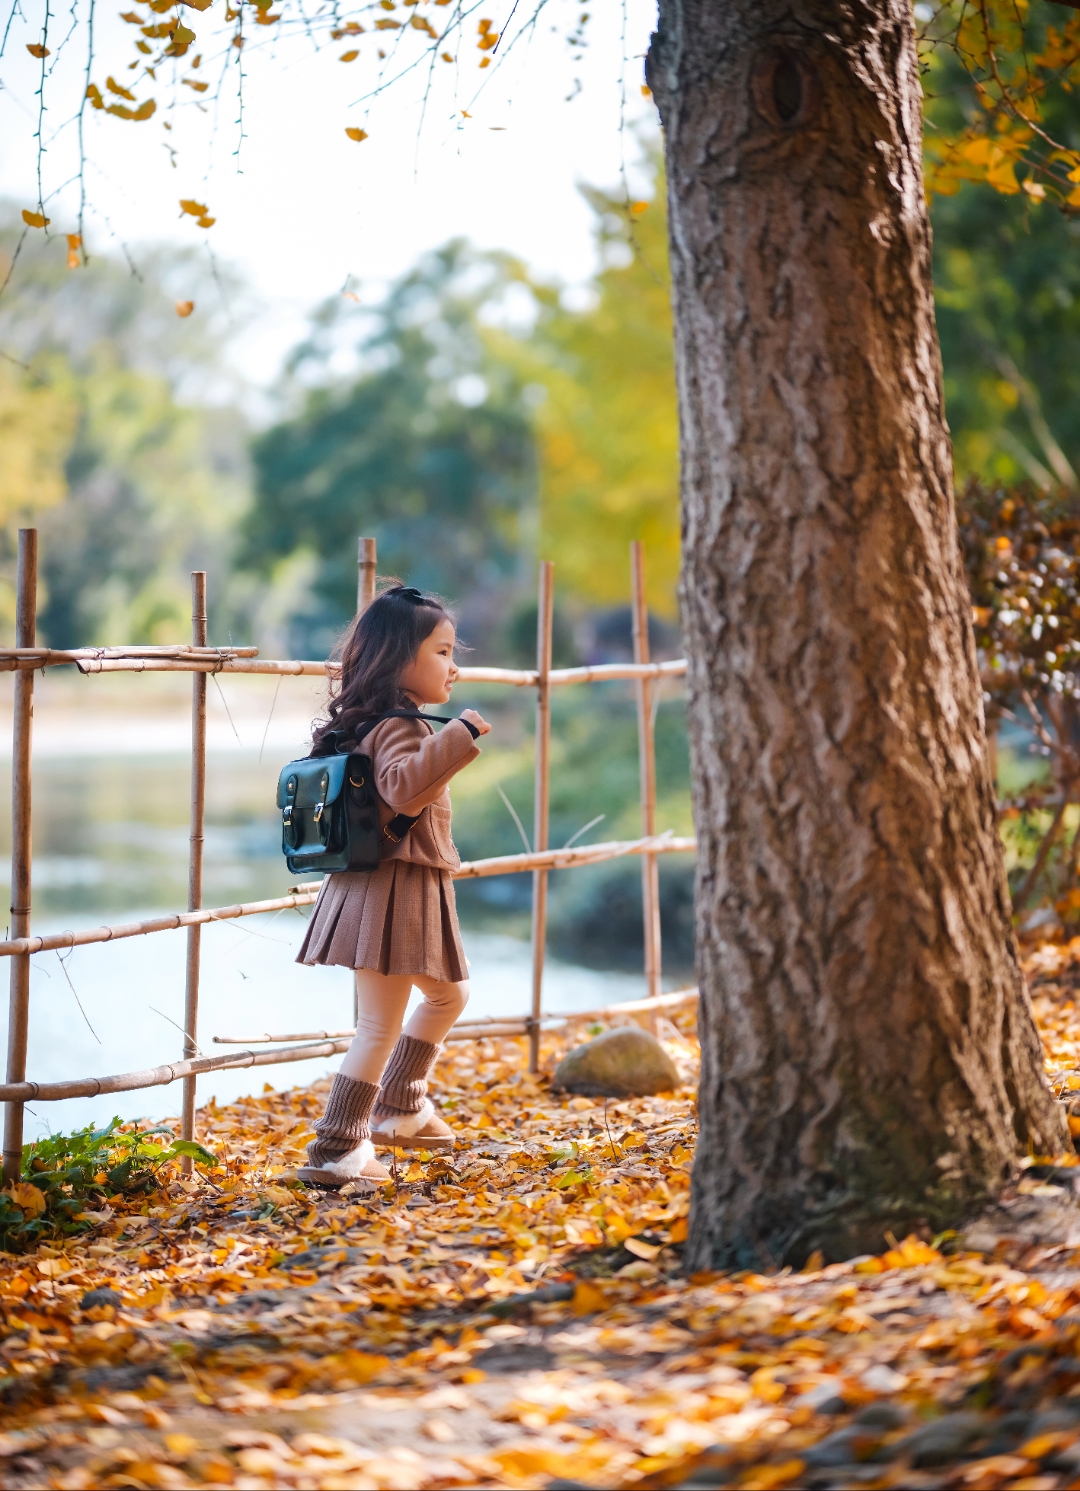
xmin=179 ymin=198 xmax=209 ymax=217
xmin=20 ymin=209 xmax=50 ymax=228
xmin=106 ymin=74 xmax=136 ymax=99
xmin=175 ymin=300 xmax=194 ymax=317
xmin=26 ymin=42 xmax=50 ymax=57
xmin=345 ymin=127 xmax=368 ymax=142
xmin=106 ymin=98 xmax=156 ymax=120
xmin=339 ymin=49 xmax=359 ymax=61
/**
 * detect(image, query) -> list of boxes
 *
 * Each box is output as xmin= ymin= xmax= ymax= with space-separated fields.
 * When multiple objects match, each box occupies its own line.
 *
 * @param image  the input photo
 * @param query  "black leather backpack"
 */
xmin=277 ymin=711 xmax=453 ymax=876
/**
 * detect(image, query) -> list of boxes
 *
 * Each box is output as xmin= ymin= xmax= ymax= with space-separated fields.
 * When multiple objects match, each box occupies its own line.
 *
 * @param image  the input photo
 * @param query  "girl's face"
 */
xmin=400 ymin=617 xmax=459 ymax=706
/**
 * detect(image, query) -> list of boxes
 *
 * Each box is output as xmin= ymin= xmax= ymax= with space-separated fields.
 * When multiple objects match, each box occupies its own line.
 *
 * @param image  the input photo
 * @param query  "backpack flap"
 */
xmin=277 ymin=755 xmax=350 ymax=864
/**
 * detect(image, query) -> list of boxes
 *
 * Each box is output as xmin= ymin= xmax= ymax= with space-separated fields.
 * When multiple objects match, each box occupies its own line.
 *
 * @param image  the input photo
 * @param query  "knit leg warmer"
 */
xmin=307 ymin=1074 xmax=379 ymax=1168
xmin=372 ymin=1034 xmax=441 ymax=1118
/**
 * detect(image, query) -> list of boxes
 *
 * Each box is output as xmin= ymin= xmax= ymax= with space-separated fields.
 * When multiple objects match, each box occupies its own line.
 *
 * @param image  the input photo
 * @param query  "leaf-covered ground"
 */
xmin=11 ymin=963 xmax=1080 ymax=1489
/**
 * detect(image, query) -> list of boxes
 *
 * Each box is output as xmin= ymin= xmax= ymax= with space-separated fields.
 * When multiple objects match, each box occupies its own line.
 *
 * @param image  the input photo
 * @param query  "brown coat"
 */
xmin=296 ymin=714 xmax=481 ymax=981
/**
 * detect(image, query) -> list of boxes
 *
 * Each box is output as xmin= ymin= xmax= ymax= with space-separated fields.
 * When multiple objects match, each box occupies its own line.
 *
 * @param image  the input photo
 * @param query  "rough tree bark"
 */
xmin=646 ymin=0 xmax=1068 ymax=1268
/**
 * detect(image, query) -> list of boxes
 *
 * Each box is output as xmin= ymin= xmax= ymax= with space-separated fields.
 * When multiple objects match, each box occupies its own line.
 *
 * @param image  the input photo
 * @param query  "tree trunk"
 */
xmin=647 ymin=0 xmax=1068 ymax=1268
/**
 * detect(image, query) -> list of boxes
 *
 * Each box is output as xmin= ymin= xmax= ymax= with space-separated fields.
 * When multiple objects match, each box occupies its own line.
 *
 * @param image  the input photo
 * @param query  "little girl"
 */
xmin=295 ymin=583 xmax=490 ymax=1189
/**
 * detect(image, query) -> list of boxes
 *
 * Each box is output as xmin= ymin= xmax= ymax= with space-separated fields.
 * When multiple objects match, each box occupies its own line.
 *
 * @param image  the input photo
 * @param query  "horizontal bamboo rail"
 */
xmin=0 ymin=835 xmax=696 ymax=960
xmin=215 ymin=1013 xmax=547 ymax=1044
xmin=452 ymin=832 xmax=695 ymax=880
xmin=0 ymin=646 xmax=258 ymax=673
xmin=212 ymin=987 xmax=701 ymax=1047
xmin=0 ymin=651 xmax=687 ymax=686
xmin=0 ymin=988 xmax=701 ymax=1103
xmin=0 ymin=1037 xmax=355 ymax=1104
xmin=0 ymin=888 xmax=323 ymax=959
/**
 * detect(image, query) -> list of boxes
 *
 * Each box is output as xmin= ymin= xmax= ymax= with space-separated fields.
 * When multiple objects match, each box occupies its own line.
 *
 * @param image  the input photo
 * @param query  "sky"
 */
xmin=0 ymin=0 xmax=659 ymax=384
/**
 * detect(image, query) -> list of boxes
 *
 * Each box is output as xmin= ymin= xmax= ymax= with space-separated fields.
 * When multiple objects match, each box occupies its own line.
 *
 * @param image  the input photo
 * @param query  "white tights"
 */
xmin=337 ymin=968 xmax=469 ymax=1085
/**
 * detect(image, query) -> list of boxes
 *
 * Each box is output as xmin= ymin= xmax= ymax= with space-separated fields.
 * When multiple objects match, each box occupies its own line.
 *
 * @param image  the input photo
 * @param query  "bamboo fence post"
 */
xmin=2 ymin=530 xmax=37 ymax=1185
xmin=180 ymin=572 xmax=207 ymax=1170
xmin=631 ymin=543 xmax=662 ymax=1023
xmin=357 ymin=536 xmax=377 ymax=615
xmin=529 ymin=562 xmax=555 ymax=1072
xmin=354 ymin=538 xmax=377 ymax=1025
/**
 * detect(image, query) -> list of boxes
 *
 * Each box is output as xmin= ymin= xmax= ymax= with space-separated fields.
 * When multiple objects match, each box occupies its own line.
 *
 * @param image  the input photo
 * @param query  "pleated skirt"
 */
xmin=295 ymin=859 xmax=468 ymax=983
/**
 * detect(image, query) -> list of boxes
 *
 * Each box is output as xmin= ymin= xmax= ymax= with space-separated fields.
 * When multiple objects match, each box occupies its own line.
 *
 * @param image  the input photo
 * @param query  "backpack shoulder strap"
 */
xmin=350 ymin=711 xmax=454 ymax=749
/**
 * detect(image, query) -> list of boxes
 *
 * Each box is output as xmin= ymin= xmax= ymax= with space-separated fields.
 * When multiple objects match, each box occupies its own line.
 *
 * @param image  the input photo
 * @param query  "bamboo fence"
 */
xmin=0 ymin=532 xmax=694 ymax=1182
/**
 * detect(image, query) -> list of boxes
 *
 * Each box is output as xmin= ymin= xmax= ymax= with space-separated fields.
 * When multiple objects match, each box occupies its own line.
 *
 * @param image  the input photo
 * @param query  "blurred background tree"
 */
xmin=241 ymin=243 xmax=538 ymax=660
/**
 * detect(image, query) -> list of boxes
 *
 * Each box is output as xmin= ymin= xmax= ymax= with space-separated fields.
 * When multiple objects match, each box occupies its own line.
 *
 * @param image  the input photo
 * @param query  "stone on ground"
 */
xmin=553 ymin=1025 xmax=679 ymax=1098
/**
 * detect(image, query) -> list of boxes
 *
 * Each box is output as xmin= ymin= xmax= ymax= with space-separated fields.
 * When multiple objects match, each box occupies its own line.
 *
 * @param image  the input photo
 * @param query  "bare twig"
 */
xmin=1014 ymin=791 xmax=1072 ymax=913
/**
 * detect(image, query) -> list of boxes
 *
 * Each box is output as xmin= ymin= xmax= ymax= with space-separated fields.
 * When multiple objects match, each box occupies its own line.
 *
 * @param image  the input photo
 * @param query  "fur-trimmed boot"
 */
xmin=370 ymin=1034 xmax=455 ymax=1151
xmin=298 ymin=1074 xmax=391 ymax=1189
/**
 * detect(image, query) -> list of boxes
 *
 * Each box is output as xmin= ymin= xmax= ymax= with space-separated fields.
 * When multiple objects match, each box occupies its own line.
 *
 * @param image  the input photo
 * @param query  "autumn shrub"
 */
xmin=0 ymin=1118 xmax=213 ymax=1254
xmin=959 ymin=478 xmax=1080 ymax=921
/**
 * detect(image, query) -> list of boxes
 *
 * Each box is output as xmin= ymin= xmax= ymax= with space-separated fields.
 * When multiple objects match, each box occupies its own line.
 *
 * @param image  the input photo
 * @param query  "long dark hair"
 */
xmin=311 ymin=581 xmax=454 ymax=754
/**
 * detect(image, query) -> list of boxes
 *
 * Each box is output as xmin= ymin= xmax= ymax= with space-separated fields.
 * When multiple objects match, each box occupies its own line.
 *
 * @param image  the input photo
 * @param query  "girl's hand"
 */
xmin=460 ymin=709 xmax=492 ymax=736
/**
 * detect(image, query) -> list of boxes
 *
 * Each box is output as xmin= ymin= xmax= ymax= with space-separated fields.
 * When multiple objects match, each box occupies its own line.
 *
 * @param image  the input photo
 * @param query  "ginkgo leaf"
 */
xmin=86 ymin=83 xmax=104 ymax=108
xmin=26 ymin=42 xmax=50 ymax=57
xmin=177 ymin=0 xmax=214 ymax=8
xmin=182 ymin=77 xmax=208 ymax=90
xmin=440 ymin=51 xmax=453 ymax=61
xmin=623 ymin=1235 xmax=663 ymax=1260
xmin=179 ymin=198 xmax=209 ymax=216
xmin=410 ymin=13 xmax=436 ymax=35
xmin=345 ymin=127 xmax=368 ymax=141
xmin=106 ymin=74 xmax=136 ymax=99
xmin=374 ymin=17 xmax=400 ymax=28
xmin=340 ymin=49 xmax=359 ymax=61
xmin=175 ymin=300 xmax=194 ymax=317
xmin=5 ymin=1182 xmax=45 ymax=1215
xmin=195 ymin=215 xmax=215 ymax=228
xmin=21 ymin=210 xmax=50 ymax=228
xmin=119 ymin=10 xmax=143 ymax=20
xmin=66 ymin=233 xmax=82 ymax=268
xmin=630 ymin=200 xmax=649 ymax=215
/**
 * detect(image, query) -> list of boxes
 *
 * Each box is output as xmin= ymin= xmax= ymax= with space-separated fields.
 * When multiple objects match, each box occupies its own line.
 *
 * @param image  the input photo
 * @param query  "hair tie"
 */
xmin=392 ymin=586 xmax=426 ymax=603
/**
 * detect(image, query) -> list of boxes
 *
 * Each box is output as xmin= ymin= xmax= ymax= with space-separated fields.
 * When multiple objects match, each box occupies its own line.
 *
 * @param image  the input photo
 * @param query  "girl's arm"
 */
xmin=368 ymin=715 xmax=481 ymax=814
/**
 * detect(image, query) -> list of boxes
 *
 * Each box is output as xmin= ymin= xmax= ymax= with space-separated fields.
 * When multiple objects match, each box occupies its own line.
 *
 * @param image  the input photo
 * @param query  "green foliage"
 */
xmin=0 ymin=1118 xmax=214 ymax=1254
xmin=242 ymin=242 xmax=536 ymax=654
xmin=932 ymin=191 xmax=1080 ymax=489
